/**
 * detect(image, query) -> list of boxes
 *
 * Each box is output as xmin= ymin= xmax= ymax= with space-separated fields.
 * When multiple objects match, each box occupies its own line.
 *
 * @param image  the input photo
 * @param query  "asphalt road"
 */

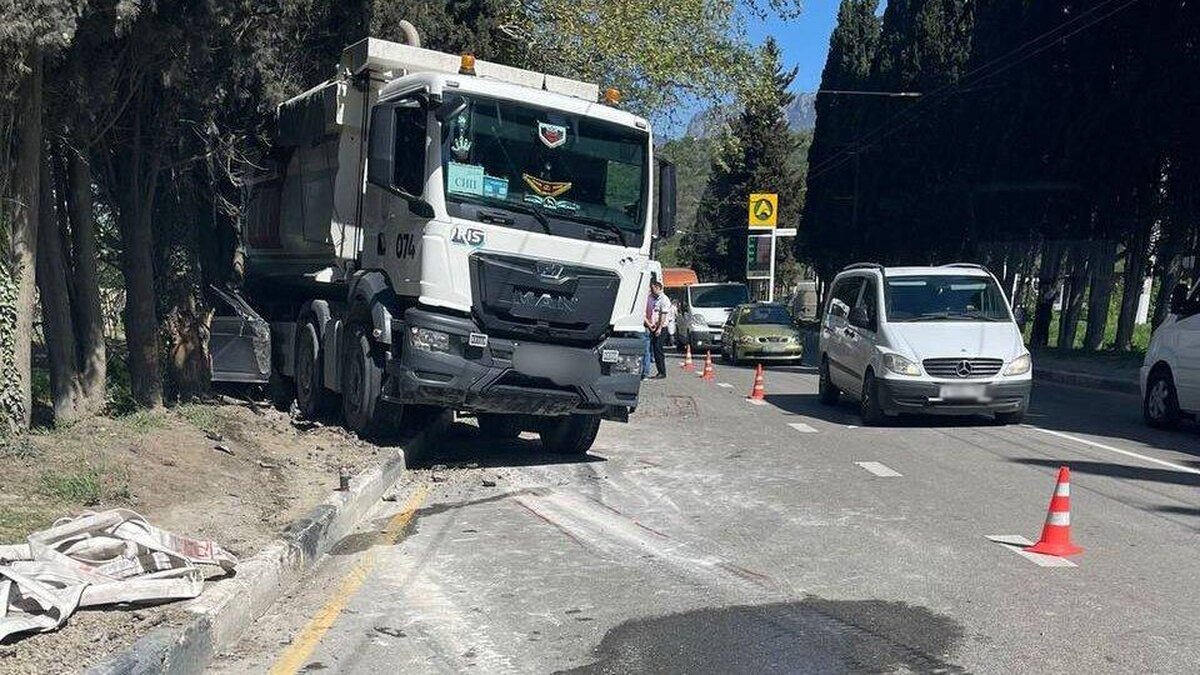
xmin=211 ymin=355 xmax=1200 ymax=674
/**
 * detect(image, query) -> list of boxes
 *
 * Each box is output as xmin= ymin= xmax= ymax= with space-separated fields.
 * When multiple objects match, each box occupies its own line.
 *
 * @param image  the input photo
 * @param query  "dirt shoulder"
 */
xmin=0 ymin=399 xmax=388 ymax=673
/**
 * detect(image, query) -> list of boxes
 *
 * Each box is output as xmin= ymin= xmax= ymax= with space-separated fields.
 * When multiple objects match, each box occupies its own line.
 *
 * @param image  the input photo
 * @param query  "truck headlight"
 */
xmin=883 ymin=353 xmax=921 ymax=376
xmin=613 ymin=354 xmax=642 ymax=374
xmin=410 ymin=326 xmax=451 ymax=354
xmin=1004 ymin=353 xmax=1031 ymax=376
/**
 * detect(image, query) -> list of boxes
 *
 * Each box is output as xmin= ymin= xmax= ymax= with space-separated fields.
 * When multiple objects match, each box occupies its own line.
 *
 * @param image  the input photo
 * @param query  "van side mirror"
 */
xmin=656 ymin=159 xmax=677 ymax=239
xmin=367 ymin=100 xmax=434 ymax=218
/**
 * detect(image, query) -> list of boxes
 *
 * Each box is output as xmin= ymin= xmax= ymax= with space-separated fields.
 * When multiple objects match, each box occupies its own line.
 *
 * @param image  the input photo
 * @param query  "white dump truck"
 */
xmin=208 ymin=34 xmax=676 ymax=454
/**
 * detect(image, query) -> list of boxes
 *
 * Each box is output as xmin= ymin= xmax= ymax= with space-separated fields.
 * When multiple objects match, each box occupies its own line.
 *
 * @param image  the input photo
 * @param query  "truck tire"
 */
xmin=539 ymin=414 xmax=601 ymax=455
xmin=295 ymin=320 xmax=332 ymax=418
xmin=342 ymin=323 xmax=392 ymax=439
xmin=477 ymin=413 xmax=524 ymax=440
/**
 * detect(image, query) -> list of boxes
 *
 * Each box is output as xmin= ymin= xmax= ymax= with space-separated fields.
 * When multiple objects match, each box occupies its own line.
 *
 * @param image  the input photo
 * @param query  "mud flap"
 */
xmin=209 ymin=286 xmax=271 ymax=383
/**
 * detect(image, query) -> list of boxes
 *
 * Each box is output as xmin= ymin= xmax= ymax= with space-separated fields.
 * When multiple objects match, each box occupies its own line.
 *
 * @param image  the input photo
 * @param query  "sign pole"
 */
xmin=767 ymin=230 xmax=776 ymax=302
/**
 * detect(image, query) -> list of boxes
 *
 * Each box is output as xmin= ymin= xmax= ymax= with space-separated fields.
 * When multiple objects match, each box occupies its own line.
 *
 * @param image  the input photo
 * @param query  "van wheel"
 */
xmin=295 ymin=319 xmax=332 ymax=418
xmin=860 ymin=371 xmax=886 ymax=426
xmin=342 ymin=323 xmax=392 ymax=439
xmin=818 ymin=357 xmax=839 ymax=406
xmin=1144 ymin=367 xmax=1181 ymax=429
xmin=539 ymin=415 xmax=601 ymax=455
xmin=478 ymin=413 xmax=524 ymax=440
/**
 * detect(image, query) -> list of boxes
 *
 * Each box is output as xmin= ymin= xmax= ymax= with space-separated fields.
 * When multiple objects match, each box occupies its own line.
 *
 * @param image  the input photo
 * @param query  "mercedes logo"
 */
xmin=956 ymin=360 xmax=974 ymax=377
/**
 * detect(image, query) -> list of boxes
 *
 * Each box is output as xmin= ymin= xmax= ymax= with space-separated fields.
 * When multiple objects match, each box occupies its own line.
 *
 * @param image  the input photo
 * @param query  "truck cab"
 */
xmin=222 ymin=38 xmax=676 ymax=454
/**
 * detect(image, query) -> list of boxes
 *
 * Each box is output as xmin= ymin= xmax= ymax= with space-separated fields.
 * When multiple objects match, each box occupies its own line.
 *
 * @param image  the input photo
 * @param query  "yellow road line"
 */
xmin=268 ymin=485 xmax=429 ymax=675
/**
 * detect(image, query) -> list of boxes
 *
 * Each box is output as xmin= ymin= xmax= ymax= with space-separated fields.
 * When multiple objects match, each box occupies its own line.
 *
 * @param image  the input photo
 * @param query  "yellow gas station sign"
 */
xmin=748 ymin=193 xmax=778 ymax=229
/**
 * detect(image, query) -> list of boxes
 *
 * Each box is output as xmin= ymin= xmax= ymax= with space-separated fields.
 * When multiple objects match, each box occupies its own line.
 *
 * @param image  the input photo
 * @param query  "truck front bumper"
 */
xmin=387 ymin=307 xmax=642 ymax=417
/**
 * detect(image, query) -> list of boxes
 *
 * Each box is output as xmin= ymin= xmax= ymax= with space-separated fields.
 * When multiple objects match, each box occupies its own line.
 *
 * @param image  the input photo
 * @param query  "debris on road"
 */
xmin=482 ymin=478 xmax=498 ymax=487
xmin=0 ymin=509 xmax=237 ymax=642
xmin=213 ymin=444 xmax=235 ymax=456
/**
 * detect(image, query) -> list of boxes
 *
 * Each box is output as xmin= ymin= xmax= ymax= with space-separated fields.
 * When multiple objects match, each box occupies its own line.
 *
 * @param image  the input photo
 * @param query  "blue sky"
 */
xmin=665 ymin=1 xmax=842 ymax=136
xmin=744 ymin=0 xmax=843 ymax=93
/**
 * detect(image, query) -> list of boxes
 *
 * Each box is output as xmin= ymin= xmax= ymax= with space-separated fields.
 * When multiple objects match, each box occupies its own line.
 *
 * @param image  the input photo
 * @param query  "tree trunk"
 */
xmin=1084 ymin=239 xmax=1118 ymax=350
xmin=66 ymin=151 xmax=106 ymax=413
xmin=5 ymin=48 xmax=42 ymax=431
xmin=1115 ymin=221 xmax=1150 ymax=351
xmin=1029 ymin=239 xmax=1062 ymax=347
xmin=1057 ymin=244 xmax=1088 ymax=349
xmin=117 ymin=105 xmax=163 ymax=409
xmin=36 ymin=151 xmax=84 ymax=425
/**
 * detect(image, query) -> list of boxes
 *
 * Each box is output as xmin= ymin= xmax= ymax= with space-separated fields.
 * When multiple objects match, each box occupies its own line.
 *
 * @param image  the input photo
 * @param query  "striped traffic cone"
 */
xmin=680 ymin=344 xmax=695 ymax=371
xmin=1025 ymin=466 xmax=1083 ymax=557
xmin=747 ymin=363 xmax=766 ymax=401
xmin=699 ymin=351 xmax=715 ymax=381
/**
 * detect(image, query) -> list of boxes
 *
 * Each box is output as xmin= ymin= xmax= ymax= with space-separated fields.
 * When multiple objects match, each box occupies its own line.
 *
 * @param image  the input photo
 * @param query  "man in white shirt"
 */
xmin=649 ymin=281 xmax=670 ymax=379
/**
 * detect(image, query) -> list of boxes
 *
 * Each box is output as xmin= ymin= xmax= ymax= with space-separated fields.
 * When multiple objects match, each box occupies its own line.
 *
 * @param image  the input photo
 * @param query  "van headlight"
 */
xmin=410 ymin=326 xmax=451 ymax=354
xmin=1004 ymin=353 xmax=1031 ymax=375
xmin=882 ymin=353 xmax=921 ymax=376
xmin=689 ymin=315 xmax=709 ymax=329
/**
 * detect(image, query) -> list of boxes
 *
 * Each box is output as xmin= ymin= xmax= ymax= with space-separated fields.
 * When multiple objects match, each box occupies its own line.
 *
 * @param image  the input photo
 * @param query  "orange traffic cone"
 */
xmin=699 ymin=351 xmax=715 ymax=381
xmin=680 ymin=344 xmax=695 ymax=371
xmin=747 ymin=363 xmax=766 ymax=400
xmin=1025 ymin=466 xmax=1083 ymax=557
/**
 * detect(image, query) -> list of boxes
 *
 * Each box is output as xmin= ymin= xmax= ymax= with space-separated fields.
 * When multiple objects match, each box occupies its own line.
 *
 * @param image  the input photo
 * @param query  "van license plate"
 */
xmin=940 ymin=383 xmax=985 ymax=400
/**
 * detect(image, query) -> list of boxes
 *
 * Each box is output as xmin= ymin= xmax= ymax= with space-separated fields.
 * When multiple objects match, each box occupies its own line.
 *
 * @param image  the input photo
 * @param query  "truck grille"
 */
xmin=922 ymin=358 xmax=1004 ymax=379
xmin=469 ymin=252 xmax=619 ymax=346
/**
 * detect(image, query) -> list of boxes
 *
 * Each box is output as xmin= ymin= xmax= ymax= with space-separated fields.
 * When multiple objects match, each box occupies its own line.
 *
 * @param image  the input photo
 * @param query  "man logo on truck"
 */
xmin=511 ymin=290 xmax=578 ymax=313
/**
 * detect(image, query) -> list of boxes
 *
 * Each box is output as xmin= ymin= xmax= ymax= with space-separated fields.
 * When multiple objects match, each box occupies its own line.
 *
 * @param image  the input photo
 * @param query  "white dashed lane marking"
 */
xmin=1028 ymin=427 xmax=1200 ymax=476
xmin=986 ymin=534 xmax=1078 ymax=568
xmin=717 ymin=383 xmax=733 ymax=389
xmin=746 ymin=398 xmax=766 ymax=405
xmin=854 ymin=461 xmax=902 ymax=477
xmin=788 ymin=423 xmax=818 ymax=433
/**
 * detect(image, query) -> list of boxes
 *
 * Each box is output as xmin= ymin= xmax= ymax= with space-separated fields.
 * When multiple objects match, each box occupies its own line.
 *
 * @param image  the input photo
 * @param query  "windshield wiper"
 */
xmin=912 ymin=311 xmax=1004 ymax=322
xmin=455 ymin=194 xmax=552 ymax=235
xmin=556 ymin=213 xmax=628 ymax=247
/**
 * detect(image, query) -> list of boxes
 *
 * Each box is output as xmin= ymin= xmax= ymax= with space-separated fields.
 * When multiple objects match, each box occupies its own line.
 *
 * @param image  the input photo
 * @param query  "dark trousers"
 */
xmin=651 ymin=330 xmax=667 ymax=376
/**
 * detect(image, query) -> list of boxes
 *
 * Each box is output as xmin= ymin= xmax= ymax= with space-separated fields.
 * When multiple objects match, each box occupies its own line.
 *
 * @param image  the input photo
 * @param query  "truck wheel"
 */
xmin=539 ymin=414 xmax=601 ymax=455
xmin=477 ymin=413 xmax=524 ymax=440
xmin=342 ymin=323 xmax=391 ymax=438
xmin=295 ymin=320 xmax=331 ymax=418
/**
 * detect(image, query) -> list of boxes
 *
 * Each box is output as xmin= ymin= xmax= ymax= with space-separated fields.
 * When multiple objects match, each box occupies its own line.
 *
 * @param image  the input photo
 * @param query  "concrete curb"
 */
xmin=87 ymin=413 xmax=450 ymax=675
xmin=1033 ymin=367 xmax=1140 ymax=395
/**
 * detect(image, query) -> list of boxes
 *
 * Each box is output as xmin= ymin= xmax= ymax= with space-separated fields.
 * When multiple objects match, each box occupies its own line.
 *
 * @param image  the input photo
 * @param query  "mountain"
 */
xmin=683 ymin=91 xmax=817 ymax=138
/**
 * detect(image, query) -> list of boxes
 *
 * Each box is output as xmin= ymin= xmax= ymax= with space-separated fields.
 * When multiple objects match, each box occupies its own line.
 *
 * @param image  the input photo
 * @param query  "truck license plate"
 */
xmin=940 ymin=383 xmax=985 ymax=400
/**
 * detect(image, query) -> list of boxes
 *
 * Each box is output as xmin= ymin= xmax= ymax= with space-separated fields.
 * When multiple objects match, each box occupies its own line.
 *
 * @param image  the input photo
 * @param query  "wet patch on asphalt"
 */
xmin=557 ymin=597 xmax=965 ymax=674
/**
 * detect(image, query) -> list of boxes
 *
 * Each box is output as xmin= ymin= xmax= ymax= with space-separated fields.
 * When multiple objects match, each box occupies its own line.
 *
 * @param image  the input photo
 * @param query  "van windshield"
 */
xmin=690 ymin=285 xmax=749 ymax=308
xmin=885 ymin=275 xmax=1011 ymax=322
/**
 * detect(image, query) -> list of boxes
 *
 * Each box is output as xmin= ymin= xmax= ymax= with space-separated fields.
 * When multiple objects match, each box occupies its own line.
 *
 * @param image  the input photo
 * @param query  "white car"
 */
xmin=1141 ymin=282 xmax=1200 ymax=427
xmin=817 ymin=263 xmax=1032 ymax=425
xmin=676 ymin=282 xmax=750 ymax=353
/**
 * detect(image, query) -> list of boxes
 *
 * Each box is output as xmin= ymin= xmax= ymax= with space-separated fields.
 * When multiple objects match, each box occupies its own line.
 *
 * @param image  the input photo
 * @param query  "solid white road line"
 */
xmin=985 ymin=534 xmax=1078 ymax=568
xmin=788 ymin=423 xmax=818 ymax=433
xmin=746 ymin=398 xmax=766 ymax=405
xmin=1028 ymin=426 xmax=1200 ymax=476
xmin=717 ymin=383 xmax=734 ymax=388
xmin=854 ymin=461 xmax=902 ymax=477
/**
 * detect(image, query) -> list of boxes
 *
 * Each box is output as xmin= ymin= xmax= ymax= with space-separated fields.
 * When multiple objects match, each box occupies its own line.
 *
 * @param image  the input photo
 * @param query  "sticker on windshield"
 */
xmin=483 ymin=175 xmax=509 ymax=200
xmin=522 ymin=173 xmax=572 ymax=198
xmin=524 ymin=194 xmax=580 ymax=212
xmin=447 ymin=162 xmax=484 ymax=196
xmin=538 ymin=121 xmax=567 ymax=148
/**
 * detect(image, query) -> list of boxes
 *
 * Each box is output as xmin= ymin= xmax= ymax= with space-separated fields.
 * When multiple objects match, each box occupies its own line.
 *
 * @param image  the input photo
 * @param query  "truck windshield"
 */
xmin=885 ymin=275 xmax=1012 ymax=322
xmin=440 ymin=94 xmax=648 ymax=246
xmin=690 ymin=285 xmax=749 ymax=308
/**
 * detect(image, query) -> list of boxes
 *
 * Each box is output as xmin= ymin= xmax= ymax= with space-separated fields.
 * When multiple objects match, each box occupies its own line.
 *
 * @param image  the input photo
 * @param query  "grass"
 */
xmin=38 ymin=456 xmax=132 ymax=507
xmin=119 ymin=408 xmax=169 ymax=433
xmin=0 ymin=434 xmax=42 ymax=460
xmin=176 ymin=402 xmax=221 ymax=434
xmin=0 ymin=506 xmax=61 ymax=544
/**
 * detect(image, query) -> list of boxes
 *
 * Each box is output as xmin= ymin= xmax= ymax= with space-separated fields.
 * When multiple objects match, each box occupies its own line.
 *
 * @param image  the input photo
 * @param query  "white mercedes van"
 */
xmin=817 ymin=263 xmax=1032 ymax=425
xmin=1141 ymin=281 xmax=1200 ymax=428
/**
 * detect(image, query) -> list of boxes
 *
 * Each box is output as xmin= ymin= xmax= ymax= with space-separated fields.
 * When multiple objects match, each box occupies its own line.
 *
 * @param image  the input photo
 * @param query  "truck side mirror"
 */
xmin=656 ymin=159 xmax=677 ymax=239
xmin=367 ymin=99 xmax=434 ymax=218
